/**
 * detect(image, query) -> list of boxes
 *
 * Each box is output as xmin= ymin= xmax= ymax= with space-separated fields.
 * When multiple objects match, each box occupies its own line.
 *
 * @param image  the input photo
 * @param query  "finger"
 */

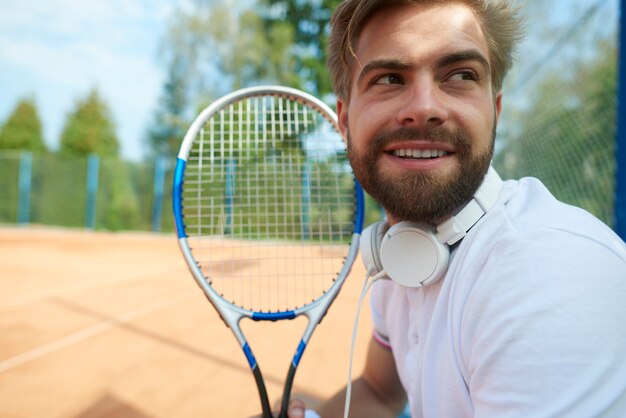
xmin=288 ymin=398 xmax=306 ymax=418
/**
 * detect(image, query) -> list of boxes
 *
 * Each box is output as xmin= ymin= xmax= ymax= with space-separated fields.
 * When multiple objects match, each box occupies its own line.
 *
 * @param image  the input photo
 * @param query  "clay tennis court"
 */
xmin=0 ymin=225 xmax=372 ymax=417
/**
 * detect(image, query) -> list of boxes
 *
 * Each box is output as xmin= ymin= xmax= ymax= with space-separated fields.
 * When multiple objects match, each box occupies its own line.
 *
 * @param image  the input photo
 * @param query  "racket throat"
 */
xmin=278 ymin=363 xmax=298 ymax=418
xmin=252 ymin=364 xmax=273 ymax=418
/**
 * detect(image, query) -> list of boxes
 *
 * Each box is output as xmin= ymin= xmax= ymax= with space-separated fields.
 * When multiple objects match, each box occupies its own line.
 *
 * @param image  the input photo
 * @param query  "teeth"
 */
xmin=393 ymin=149 xmax=448 ymax=159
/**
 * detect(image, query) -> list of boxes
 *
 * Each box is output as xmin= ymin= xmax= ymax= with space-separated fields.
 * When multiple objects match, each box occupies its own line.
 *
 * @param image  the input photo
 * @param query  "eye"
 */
xmin=373 ymin=74 xmax=403 ymax=85
xmin=447 ymin=70 xmax=480 ymax=82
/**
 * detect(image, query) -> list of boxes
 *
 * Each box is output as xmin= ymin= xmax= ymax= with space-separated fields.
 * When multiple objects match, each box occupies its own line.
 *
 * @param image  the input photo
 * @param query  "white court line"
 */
xmin=0 ymin=293 xmax=190 ymax=374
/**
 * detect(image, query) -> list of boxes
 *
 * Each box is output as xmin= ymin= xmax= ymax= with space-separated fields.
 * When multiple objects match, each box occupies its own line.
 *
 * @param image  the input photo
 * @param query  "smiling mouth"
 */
xmin=391 ymin=149 xmax=450 ymax=159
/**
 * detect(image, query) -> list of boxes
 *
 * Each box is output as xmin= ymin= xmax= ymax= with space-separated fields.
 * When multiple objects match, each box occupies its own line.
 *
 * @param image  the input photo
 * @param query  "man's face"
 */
xmin=337 ymin=3 xmax=502 ymax=225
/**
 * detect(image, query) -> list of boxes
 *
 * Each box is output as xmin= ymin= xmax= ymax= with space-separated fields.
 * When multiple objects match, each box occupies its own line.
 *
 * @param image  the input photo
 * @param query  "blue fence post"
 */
xmin=17 ymin=151 xmax=32 ymax=225
xmin=151 ymin=157 xmax=166 ymax=232
xmin=85 ymin=154 xmax=100 ymax=229
xmin=224 ymin=159 xmax=236 ymax=235
xmin=615 ymin=0 xmax=626 ymax=239
xmin=301 ymin=162 xmax=311 ymax=240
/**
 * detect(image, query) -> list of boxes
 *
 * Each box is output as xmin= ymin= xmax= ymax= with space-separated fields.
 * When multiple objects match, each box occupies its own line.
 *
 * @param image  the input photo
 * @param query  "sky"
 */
xmin=0 ymin=0 xmax=184 ymax=161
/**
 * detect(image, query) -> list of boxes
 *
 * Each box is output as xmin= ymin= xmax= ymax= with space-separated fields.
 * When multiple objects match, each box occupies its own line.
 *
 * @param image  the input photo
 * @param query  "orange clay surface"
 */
xmin=0 ymin=225 xmax=373 ymax=418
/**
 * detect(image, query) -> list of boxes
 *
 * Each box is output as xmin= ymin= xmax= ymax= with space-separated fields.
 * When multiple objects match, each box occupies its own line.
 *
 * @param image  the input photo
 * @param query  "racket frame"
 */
xmin=173 ymin=85 xmax=365 ymax=417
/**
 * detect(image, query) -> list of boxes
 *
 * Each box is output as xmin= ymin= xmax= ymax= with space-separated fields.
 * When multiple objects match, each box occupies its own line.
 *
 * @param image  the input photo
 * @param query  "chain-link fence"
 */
xmin=494 ymin=0 xmax=618 ymax=227
xmin=0 ymin=152 xmax=175 ymax=232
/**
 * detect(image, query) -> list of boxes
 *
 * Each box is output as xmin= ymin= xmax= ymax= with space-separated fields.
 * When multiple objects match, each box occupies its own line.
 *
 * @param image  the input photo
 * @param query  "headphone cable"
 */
xmin=343 ymin=269 xmax=385 ymax=418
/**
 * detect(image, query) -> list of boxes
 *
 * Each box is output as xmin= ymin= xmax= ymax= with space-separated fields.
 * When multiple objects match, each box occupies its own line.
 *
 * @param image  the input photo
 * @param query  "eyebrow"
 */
xmin=356 ymin=59 xmax=413 ymax=87
xmin=356 ymin=49 xmax=491 ymax=86
xmin=437 ymin=50 xmax=491 ymax=74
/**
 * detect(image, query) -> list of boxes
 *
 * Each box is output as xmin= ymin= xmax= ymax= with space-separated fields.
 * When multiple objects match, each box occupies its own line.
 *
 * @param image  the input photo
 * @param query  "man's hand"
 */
xmin=248 ymin=396 xmax=317 ymax=418
xmin=286 ymin=398 xmax=307 ymax=417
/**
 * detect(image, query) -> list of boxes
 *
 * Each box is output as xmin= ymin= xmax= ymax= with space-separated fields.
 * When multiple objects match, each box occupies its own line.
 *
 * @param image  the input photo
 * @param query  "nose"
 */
xmin=396 ymin=78 xmax=448 ymax=128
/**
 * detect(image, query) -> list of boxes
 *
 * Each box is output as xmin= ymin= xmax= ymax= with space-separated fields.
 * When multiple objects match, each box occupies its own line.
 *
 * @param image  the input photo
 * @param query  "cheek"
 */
xmin=457 ymin=102 xmax=496 ymax=150
xmin=347 ymin=102 xmax=387 ymax=148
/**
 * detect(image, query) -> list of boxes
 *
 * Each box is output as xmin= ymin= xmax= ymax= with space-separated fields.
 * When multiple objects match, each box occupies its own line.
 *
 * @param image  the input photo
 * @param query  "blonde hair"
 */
xmin=327 ymin=0 xmax=525 ymax=100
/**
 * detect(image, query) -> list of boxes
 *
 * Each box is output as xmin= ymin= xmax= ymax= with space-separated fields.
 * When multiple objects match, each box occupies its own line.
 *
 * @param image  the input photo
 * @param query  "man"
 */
xmin=286 ymin=0 xmax=626 ymax=417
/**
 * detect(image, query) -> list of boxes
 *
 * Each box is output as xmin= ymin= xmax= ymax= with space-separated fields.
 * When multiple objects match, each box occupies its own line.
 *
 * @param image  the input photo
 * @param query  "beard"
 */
xmin=347 ymin=123 xmax=495 ymax=224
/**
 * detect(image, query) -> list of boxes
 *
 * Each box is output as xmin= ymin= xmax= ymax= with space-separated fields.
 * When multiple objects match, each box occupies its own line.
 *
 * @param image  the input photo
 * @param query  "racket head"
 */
xmin=173 ymin=86 xmax=365 ymax=319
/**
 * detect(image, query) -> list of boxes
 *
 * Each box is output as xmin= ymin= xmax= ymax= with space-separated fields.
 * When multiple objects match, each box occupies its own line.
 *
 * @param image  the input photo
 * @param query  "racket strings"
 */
xmin=182 ymin=94 xmax=356 ymax=313
xmin=183 ymin=169 xmax=354 ymax=238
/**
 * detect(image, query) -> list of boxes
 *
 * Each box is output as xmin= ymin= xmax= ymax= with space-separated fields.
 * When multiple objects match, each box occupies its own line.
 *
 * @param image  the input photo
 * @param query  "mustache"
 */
xmin=369 ymin=126 xmax=471 ymax=151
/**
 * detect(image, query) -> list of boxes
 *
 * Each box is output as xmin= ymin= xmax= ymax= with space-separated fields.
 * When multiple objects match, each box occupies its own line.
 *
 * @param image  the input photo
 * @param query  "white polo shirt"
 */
xmin=371 ymin=177 xmax=626 ymax=418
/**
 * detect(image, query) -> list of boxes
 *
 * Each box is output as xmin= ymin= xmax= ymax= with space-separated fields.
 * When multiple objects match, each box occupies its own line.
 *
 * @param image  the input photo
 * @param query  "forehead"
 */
xmin=354 ymin=3 xmax=490 ymax=67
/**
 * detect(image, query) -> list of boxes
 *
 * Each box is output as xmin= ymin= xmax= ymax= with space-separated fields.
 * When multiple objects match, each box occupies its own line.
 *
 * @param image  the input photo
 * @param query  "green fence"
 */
xmin=0 ymin=152 xmax=174 ymax=232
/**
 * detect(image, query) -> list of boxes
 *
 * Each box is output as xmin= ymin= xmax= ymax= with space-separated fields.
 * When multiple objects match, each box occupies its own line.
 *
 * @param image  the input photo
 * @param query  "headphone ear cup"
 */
xmin=360 ymin=221 xmax=389 ymax=275
xmin=380 ymin=222 xmax=450 ymax=287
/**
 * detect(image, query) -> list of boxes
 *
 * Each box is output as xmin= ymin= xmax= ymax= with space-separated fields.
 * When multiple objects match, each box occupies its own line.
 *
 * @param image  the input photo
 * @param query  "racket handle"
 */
xmin=278 ymin=363 xmax=298 ymax=418
xmin=252 ymin=364 xmax=273 ymax=418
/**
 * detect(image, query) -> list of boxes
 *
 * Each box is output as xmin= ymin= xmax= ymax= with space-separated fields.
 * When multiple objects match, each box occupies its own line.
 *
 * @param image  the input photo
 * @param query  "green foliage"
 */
xmin=155 ymin=0 xmax=342 ymax=119
xmin=153 ymin=0 xmax=300 ymax=158
xmin=96 ymin=158 xmax=143 ymax=231
xmin=0 ymin=155 xmax=20 ymax=222
xmin=59 ymin=89 xmax=119 ymax=157
xmin=151 ymin=0 xmax=353 ymax=159
xmin=147 ymin=56 xmax=190 ymax=158
xmin=224 ymin=8 xmax=298 ymax=89
xmin=494 ymin=39 xmax=617 ymax=226
xmin=0 ymin=97 xmax=46 ymax=152
xmin=162 ymin=1 xmax=297 ymax=96
xmin=253 ymin=13 xmax=300 ymax=88
xmin=261 ymin=0 xmax=343 ymax=97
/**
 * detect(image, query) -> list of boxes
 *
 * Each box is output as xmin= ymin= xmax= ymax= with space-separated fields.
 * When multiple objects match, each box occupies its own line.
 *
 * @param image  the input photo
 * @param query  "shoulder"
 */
xmin=450 ymin=176 xmax=626 ymax=354
xmin=470 ymin=177 xmax=626 ymax=270
xmin=451 ymin=179 xmax=626 ymax=416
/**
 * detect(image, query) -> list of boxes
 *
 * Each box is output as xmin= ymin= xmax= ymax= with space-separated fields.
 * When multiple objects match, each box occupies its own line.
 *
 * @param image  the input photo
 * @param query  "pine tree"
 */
xmin=0 ymin=97 xmax=46 ymax=152
xmin=59 ymin=89 xmax=119 ymax=157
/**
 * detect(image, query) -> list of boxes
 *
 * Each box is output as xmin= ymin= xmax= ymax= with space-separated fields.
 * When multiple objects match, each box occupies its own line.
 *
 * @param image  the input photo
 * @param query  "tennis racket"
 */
xmin=173 ymin=86 xmax=365 ymax=417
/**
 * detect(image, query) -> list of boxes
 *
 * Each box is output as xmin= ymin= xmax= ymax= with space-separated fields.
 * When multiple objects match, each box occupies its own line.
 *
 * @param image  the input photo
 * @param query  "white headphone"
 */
xmin=360 ymin=166 xmax=503 ymax=287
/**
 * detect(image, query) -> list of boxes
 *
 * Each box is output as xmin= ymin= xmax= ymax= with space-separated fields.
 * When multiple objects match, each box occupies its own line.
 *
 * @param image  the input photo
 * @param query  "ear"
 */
xmin=336 ymin=98 xmax=349 ymax=141
xmin=494 ymin=92 xmax=503 ymax=124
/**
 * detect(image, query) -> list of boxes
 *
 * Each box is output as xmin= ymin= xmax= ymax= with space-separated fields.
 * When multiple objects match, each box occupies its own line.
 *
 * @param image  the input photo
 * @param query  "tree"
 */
xmin=97 ymin=159 xmax=143 ymax=231
xmin=148 ymin=0 xmax=303 ymax=157
xmin=59 ymin=89 xmax=119 ymax=157
xmin=149 ymin=2 xmax=268 ymax=156
xmin=158 ymin=0 xmax=299 ymax=103
xmin=0 ymin=97 xmax=46 ymax=152
xmin=147 ymin=55 xmax=190 ymax=158
xmin=260 ymin=0 xmax=343 ymax=97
